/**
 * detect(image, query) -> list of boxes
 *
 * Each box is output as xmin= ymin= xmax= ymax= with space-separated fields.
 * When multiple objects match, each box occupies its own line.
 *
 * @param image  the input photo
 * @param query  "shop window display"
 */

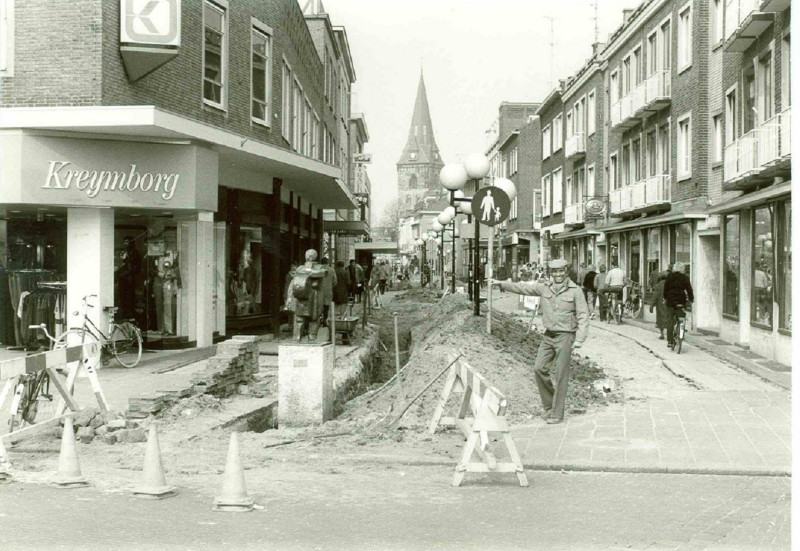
xmin=751 ymin=206 xmax=773 ymax=327
xmin=672 ymin=223 xmax=691 ymax=277
xmin=722 ymin=215 xmax=739 ymax=317
xmin=779 ymin=202 xmax=790 ymax=331
xmin=228 ymin=226 xmax=263 ymax=316
xmin=646 ymin=228 xmax=660 ymax=286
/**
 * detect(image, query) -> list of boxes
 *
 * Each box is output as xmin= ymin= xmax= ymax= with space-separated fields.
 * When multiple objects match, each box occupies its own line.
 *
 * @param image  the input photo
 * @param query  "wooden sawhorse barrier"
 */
xmin=428 ymin=352 xmax=528 ymax=487
xmin=0 ymin=343 xmax=107 ymax=469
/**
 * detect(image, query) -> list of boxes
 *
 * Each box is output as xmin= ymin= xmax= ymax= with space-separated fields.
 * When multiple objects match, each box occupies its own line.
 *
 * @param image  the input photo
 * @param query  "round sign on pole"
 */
xmin=470 ymin=186 xmax=511 ymax=226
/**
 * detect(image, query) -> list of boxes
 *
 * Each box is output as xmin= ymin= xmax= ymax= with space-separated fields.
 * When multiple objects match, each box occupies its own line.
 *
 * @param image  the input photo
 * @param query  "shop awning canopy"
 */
xmin=598 ymin=211 xmax=707 ymax=233
xmin=551 ymin=228 xmax=603 ymax=241
xmin=705 ymin=182 xmax=791 ymax=214
xmin=0 ymin=106 xmax=358 ymax=210
xmin=324 ymin=220 xmax=370 ymax=236
xmin=354 ymin=241 xmax=398 ymax=254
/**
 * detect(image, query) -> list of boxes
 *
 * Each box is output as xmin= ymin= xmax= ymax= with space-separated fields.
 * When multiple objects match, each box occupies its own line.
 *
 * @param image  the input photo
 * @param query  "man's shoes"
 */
xmin=546 ymin=417 xmax=563 ymax=425
xmin=667 ymin=341 xmax=674 ymax=349
xmin=590 ymin=313 xmax=595 ymax=319
xmin=658 ymin=335 xmax=664 ymax=340
xmin=541 ymin=409 xmax=552 ymax=420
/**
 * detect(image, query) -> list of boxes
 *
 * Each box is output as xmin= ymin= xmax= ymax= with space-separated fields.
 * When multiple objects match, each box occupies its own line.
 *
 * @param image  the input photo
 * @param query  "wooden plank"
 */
xmin=427 ymin=364 xmax=458 ymax=434
xmin=45 ymin=367 xmax=80 ymax=412
xmin=1 ymin=413 xmax=72 ymax=441
xmin=460 ymin=463 xmax=520 ymax=473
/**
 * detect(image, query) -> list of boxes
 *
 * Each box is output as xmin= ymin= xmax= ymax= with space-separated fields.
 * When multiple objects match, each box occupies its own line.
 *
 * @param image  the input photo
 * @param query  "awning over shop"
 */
xmin=324 ymin=220 xmax=370 ymax=236
xmin=354 ymin=241 xmax=398 ymax=254
xmin=551 ymin=228 xmax=603 ymax=241
xmin=0 ymin=106 xmax=357 ymax=209
xmin=705 ymin=182 xmax=791 ymax=214
xmin=599 ymin=212 xmax=707 ymax=233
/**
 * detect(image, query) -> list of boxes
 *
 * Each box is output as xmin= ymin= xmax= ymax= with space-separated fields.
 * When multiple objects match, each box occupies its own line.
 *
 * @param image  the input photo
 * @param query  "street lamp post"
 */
xmin=430 ymin=220 xmax=444 ymax=289
xmin=463 ymin=154 xmax=491 ymax=316
xmin=439 ymin=164 xmax=469 ymax=295
xmin=415 ymin=238 xmax=425 ymax=287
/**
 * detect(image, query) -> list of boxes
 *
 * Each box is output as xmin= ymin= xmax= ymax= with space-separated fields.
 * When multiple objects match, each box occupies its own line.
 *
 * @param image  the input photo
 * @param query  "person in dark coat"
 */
xmin=651 ymin=271 xmax=670 ymax=339
xmin=663 ymin=261 xmax=694 ymax=348
xmin=582 ymin=265 xmax=597 ymax=319
xmin=333 ymin=260 xmax=351 ymax=316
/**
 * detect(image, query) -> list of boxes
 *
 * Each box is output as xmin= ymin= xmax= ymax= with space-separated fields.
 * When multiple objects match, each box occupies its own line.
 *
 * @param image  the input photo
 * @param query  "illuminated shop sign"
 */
xmin=121 ymin=0 xmax=181 ymax=46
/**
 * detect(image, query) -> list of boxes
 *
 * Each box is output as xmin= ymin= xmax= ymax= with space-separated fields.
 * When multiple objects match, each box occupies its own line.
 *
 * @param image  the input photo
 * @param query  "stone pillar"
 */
xmin=67 ymin=208 xmax=114 ymax=332
xmin=270 ymin=178 xmax=283 ymax=336
xmin=695 ymin=233 xmax=721 ymax=331
xmin=194 ymin=212 xmax=215 ymax=347
xmin=739 ymin=209 xmax=753 ymax=346
xmin=278 ymin=343 xmax=334 ymax=426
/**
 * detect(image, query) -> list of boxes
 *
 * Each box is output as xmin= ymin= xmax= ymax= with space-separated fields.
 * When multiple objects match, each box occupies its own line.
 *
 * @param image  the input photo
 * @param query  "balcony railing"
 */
xmin=565 ymin=133 xmax=586 ymax=159
xmin=609 ymin=176 xmax=671 ymax=215
xmin=724 ymin=108 xmax=790 ymax=183
xmin=612 ymin=71 xmax=671 ymax=130
xmin=564 ymin=202 xmax=585 ymax=225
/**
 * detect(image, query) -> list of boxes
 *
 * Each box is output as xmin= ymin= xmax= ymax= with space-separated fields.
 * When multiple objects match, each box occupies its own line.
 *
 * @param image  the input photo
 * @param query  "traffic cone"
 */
xmin=133 ymin=426 xmax=176 ymax=499
xmin=51 ymin=416 xmax=89 ymax=488
xmin=212 ymin=433 xmax=254 ymax=512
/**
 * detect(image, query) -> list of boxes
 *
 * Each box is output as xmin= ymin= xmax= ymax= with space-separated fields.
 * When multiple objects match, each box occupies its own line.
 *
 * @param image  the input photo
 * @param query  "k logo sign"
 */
xmin=121 ymin=0 xmax=181 ymax=46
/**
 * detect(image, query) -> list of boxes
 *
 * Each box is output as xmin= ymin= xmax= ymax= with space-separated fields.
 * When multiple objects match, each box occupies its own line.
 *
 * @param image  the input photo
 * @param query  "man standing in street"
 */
xmin=493 ymin=258 xmax=589 ymax=424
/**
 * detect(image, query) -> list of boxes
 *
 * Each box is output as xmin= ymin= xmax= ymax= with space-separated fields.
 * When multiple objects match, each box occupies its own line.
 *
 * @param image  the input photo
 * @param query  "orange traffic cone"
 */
xmin=212 ymin=433 xmax=254 ymax=512
xmin=51 ymin=416 xmax=88 ymax=488
xmin=133 ymin=426 xmax=176 ymax=499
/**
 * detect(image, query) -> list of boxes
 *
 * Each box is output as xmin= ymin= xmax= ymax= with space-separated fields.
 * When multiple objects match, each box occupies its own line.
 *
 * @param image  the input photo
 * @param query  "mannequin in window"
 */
xmin=162 ymin=258 xmax=181 ymax=336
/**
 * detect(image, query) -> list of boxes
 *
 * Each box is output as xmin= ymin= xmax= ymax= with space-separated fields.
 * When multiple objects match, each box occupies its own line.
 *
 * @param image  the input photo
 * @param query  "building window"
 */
xmin=781 ymin=33 xmax=791 ymax=109
xmin=312 ymin=113 xmax=320 ymax=159
xmin=533 ymin=190 xmax=542 ymax=227
xmin=542 ymin=125 xmax=551 ymax=159
xmin=779 ymin=201 xmax=791 ymax=331
xmin=723 ymin=214 xmax=740 ymax=318
xmin=677 ymin=3 xmax=692 ymax=72
xmin=671 ymin=222 xmax=691 ymax=277
xmin=631 ymin=137 xmax=641 ymax=182
xmin=542 ymin=174 xmax=551 ymax=216
xmin=292 ymin=79 xmax=302 ymax=151
xmin=251 ymin=24 xmax=271 ymax=125
xmin=648 ymin=31 xmax=658 ymax=76
xmin=725 ymin=87 xmax=738 ymax=145
xmin=658 ymin=123 xmax=670 ymax=174
xmin=203 ymin=1 xmax=227 ymax=108
xmin=646 ymin=130 xmax=657 ymax=177
xmin=552 ymin=168 xmax=563 ymax=213
xmin=282 ymin=62 xmax=292 ymax=142
xmin=566 ymin=175 xmax=573 ymax=206
xmin=553 ymin=115 xmax=563 ymax=151
xmin=757 ymin=49 xmax=775 ymax=123
xmin=660 ymin=19 xmax=672 ymax=71
xmin=752 ymin=205 xmax=774 ymax=327
xmin=711 ymin=114 xmax=723 ymax=164
xmin=621 ymin=144 xmax=631 ymax=186
xmin=711 ymin=0 xmax=723 ymax=46
xmin=587 ymin=90 xmax=596 ymax=135
xmin=609 ymin=153 xmax=618 ymax=191
xmin=677 ymin=114 xmax=691 ymax=180
xmin=646 ymin=227 xmax=661 ymax=286
xmin=587 ymin=165 xmax=595 ymax=196
xmin=0 ymin=0 xmax=14 ymax=76
xmin=610 ymin=71 xmax=619 ymax=107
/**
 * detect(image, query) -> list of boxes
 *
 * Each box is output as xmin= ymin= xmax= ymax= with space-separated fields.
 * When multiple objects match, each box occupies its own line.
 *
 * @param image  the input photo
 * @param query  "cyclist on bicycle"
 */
xmin=663 ymin=261 xmax=694 ymax=349
xmin=603 ymin=262 xmax=626 ymax=314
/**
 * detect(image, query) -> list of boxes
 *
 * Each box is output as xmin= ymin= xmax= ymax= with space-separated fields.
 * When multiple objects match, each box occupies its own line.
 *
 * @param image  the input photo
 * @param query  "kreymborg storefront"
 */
xmin=1 ymin=130 xmax=220 ymax=349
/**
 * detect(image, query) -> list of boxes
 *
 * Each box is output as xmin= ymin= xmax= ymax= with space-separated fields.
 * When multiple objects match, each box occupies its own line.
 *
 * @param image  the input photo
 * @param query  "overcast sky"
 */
xmin=319 ymin=0 xmax=638 ymax=225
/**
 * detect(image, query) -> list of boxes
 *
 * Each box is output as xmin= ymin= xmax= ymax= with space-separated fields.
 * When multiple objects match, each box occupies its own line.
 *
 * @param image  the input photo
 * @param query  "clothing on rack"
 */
xmin=1 ymin=270 xmax=60 ymax=347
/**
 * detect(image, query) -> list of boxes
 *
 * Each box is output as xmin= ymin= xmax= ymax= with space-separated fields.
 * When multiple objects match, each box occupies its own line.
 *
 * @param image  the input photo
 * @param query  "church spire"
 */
xmin=397 ymin=72 xmax=442 ymax=165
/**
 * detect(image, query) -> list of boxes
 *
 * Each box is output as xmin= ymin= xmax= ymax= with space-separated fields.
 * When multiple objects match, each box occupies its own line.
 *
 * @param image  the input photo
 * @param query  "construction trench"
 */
xmin=2 ymin=289 xmax=618 ymax=490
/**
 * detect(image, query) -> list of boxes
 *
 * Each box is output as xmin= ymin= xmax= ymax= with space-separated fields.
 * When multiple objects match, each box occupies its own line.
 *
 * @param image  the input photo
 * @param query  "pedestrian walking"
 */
xmin=347 ymin=260 xmax=358 ymax=301
xmin=651 ymin=271 xmax=670 ymax=339
xmin=333 ymin=260 xmax=351 ymax=316
xmin=319 ymin=256 xmax=336 ymax=327
xmin=594 ymin=264 xmax=608 ymax=321
xmin=492 ymin=258 xmax=589 ymax=424
xmin=582 ymin=264 xmax=597 ymax=319
xmin=377 ymin=260 xmax=389 ymax=295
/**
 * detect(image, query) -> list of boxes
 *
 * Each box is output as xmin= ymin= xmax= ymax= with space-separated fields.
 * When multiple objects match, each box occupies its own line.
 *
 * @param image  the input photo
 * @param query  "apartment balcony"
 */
xmin=760 ymin=0 xmax=791 ymax=12
xmin=564 ymin=202 xmax=585 ymax=226
xmin=611 ymin=71 xmax=671 ymax=131
xmin=609 ymin=175 xmax=671 ymax=216
xmin=725 ymin=0 xmax=774 ymax=52
xmin=724 ymin=107 xmax=790 ymax=190
xmin=565 ymin=133 xmax=586 ymax=160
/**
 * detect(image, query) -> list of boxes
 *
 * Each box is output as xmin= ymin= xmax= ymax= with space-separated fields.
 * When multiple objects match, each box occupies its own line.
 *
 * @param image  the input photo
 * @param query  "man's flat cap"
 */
xmin=549 ymin=259 xmax=568 ymax=269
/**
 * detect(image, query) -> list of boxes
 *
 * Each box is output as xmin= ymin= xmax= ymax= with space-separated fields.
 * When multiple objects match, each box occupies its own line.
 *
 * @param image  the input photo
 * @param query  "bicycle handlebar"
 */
xmin=28 ymin=323 xmax=57 ymax=343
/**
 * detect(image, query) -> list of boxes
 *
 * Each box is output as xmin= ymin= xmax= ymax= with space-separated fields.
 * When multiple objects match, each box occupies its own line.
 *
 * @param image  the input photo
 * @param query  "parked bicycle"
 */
xmin=606 ymin=288 xmax=624 ymax=325
xmin=7 ymin=326 xmax=57 ymax=434
xmin=57 ymin=294 xmax=143 ymax=368
xmin=671 ymin=304 xmax=690 ymax=354
xmin=624 ymin=282 xmax=643 ymax=319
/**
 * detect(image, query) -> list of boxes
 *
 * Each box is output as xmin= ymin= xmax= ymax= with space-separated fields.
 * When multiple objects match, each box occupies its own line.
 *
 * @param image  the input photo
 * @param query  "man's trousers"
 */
xmin=533 ymin=331 xmax=576 ymax=420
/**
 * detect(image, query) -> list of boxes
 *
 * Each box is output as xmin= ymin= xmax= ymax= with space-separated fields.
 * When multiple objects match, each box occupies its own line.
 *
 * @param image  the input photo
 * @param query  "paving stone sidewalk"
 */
xmin=488 ymin=289 xmax=791 ymax=476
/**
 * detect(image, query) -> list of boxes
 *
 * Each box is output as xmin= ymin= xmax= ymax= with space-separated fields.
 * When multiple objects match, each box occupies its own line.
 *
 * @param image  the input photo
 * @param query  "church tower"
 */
xmin=396 ymin=71 xmax=445 ymax=214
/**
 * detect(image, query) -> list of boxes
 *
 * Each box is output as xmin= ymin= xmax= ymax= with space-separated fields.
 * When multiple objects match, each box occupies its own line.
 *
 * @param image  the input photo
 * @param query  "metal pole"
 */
xmin=439 ymin=234 xmax=444 ymax=290
xmin=392 ymin=313 xmax=404 ymax=400
xmin=450 ymin=191 xmax=456 ymax=294
xmin=474 ymin=197 xmax=481 ymax=317
xmin=467 ymin=216 xmax=473 ymax=301
xmin=487 ymin=225 xmax=494 ymax=335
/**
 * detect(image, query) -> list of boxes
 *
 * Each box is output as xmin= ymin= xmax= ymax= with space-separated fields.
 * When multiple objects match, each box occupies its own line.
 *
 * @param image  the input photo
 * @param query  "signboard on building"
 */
xmin=353 ymin=153 xmax=372 ymax=164
xmin=584 ymin=196 xmax=607 ymax=221
xmin=120 ymin=0 xmax=181 ymax=81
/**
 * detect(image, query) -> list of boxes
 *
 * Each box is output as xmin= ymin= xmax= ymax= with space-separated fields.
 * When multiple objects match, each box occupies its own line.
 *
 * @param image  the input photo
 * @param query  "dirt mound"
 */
xmin=341 ymin=292 xmax=619 ymax=431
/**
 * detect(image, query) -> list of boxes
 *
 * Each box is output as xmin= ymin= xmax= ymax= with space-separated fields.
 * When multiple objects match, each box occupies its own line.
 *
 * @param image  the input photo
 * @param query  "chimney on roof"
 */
xmin=623 ymin=9 xmax=634 ymax=23
xmin=592 ymin=42 xmax=605 ymax=56
xmin=559 ymin=79 xmax=566 ymax=91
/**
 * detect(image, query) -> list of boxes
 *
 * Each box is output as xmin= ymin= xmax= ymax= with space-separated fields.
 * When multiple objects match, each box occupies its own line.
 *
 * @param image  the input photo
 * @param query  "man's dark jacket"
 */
xmin=663 ymin=272 xmax=694 ymax=307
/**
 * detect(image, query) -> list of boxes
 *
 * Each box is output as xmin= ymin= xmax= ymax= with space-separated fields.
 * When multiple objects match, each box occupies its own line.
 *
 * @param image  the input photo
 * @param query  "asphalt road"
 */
xmin=0 ymin=465 xmax=789 ymax=551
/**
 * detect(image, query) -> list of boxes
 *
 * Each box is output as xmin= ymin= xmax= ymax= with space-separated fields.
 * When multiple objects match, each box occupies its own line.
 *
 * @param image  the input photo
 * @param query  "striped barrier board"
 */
xmin=0 ymin=343 xmax=107 ymax=448
xmin=428 ymin=352 xmax=528 ymax=487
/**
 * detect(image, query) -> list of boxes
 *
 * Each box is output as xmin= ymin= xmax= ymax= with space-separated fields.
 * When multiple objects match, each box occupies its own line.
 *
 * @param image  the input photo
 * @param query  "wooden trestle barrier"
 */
xmin=428 ymin=352 xmax=528 ymax=487
xmin=0 ymin=343 xmax=108 ymax=467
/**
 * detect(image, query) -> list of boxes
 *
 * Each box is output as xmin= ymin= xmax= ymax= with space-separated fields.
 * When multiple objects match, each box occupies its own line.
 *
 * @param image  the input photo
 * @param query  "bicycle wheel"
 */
xmin=615 ymin=302 xmax=622 ymax=324
xmin=111 ymin=322 xmax=143 ymax=368
xmin=675 ymin=321 xmax=684 ymax=354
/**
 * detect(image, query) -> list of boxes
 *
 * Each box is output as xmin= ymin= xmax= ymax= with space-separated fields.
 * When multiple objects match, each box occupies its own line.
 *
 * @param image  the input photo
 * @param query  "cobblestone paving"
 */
xmin=0 ymin=468 xmax=789 ymax=550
